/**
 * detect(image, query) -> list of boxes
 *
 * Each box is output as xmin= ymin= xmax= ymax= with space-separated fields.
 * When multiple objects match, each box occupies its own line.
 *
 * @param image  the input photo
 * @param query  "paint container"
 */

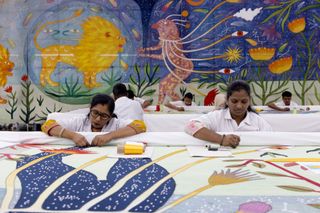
xmin=117 ymin=141 xmax=145 ymax=155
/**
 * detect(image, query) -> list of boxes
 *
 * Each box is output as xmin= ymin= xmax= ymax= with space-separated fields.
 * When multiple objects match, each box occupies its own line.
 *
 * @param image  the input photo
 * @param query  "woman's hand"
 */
xmin=222 ymin=134 xmax=240 ymax=148
xmin=177 ymin=106 xmax=185 ymax=111
xmin=72 ymin=133 xmax=89 ymax=147
xmin=92 ymin=133 xmax=113 ymax=146
xmin=282 ymin=107 xmax=290 ymax=111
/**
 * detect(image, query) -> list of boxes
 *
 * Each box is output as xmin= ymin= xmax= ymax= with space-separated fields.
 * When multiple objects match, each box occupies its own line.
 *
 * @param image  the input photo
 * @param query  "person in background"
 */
xmin=113 ymin=83 xmax=144 ymax=120
xmin=185 ymin=80 xmax=272 ymax=148
xmin=213 ymin=93 xmax=226 ymax=110
xmin=41 ymin=94 xmax=146 ymax=147
xmin=127 ymin=89 xmax=152 ymax=109
xmin=267 ymin=91 xmax=299 ymax=111
xmin=165 ymin=92 xmax=196 ymax=111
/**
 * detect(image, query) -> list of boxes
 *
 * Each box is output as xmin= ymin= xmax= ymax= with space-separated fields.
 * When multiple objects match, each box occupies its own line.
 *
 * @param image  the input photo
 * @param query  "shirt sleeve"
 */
xmin=186 ymin=111 xmax=218 ymax=132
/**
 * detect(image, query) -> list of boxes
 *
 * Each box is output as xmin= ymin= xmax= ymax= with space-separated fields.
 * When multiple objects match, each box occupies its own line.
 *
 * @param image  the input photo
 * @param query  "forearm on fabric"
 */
xmin=267 ymin=103 xmax=282 ymax=111
xmin=109 ymin=126 xmax=138 ymax=140
xmin=165 ymin=102 xmax=179 ymax=111
xmin=193 ymin=128 xmax=224 ymax=145
xmin=41 ymin=119 xmax=76 ymax=140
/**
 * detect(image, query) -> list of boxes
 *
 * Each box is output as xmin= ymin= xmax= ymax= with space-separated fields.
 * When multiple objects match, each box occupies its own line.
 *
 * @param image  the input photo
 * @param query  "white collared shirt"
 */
xmin=191 ymin=108 xmax=272 ymax=132
xmin=57 ymin=115 xmax=132 ymax=132
xmin=115 ymin=96 xmax=144 ymax=120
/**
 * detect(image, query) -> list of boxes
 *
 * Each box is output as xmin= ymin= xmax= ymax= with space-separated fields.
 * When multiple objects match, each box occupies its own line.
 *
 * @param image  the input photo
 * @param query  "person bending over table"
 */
xmin=41 ymin=94 xmax=146 ymax=147
xmin=165 ymin=92 xmax=196 ymax=111
xmin=185 ymin=80 xmax=272 ymax=148
xmin=127 ymin=89 xmax=152 ymax=109
xmin=267 ymin=91 xmax=299 ymax=112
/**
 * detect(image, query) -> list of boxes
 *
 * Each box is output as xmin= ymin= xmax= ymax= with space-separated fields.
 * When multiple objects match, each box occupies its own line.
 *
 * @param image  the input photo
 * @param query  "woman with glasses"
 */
xmin=41 ymin=94 xmax=146 ymax=147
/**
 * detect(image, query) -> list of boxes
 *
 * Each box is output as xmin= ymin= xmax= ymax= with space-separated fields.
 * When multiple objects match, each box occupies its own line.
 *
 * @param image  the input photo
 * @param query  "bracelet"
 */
xmin=58 ymin=128 xmax=65 ymax=138
xmin=220 ymin=134 xmax=225 ymax=146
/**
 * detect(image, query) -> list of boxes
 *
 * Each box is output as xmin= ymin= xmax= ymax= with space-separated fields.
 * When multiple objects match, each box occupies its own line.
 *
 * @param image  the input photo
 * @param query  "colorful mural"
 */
xmin=0 ymin=142 xmax=320 ymax=212
xmin=0 ymin=0 xmax=319 ymax=125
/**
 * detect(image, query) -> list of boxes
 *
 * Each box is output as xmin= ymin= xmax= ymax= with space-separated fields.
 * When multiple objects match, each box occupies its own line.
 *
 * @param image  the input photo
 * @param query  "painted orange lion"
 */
xmin=0 ymin=44 xmax=14 ymax=104
xmin=34 ymin=10 xmax=126 ymax=88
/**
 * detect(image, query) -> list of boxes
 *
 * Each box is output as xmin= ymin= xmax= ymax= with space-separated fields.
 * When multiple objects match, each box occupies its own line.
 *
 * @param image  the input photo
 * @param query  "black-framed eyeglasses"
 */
xmin=90 ymin=109 xmax=111 ymax=120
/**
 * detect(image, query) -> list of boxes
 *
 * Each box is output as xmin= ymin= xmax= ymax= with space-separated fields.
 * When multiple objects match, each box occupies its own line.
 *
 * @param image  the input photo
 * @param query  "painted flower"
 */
xmin=288 ymin=17 xmax=306 ymax=33
xmin=268 ymin=56 xmax=293 ymax=74
xmin=260 ymin=24 xmax=281 ymax=41
xmin=21 ymin=74 xmax=28 ymax=82
xmin=249 ymin=47 xmax=275 ymax=61
xmin=4 ymin=86 xmax=12 ymax=93
xmin=208 ymin=169 xmax=262 ymax=186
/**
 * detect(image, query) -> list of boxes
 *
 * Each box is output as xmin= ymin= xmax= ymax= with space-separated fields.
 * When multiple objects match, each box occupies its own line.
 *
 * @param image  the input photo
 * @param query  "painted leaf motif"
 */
xmin=252 ymin=162 xmax=266 ymax=168
xmin=277 ymin=185 xmax=315 ymax=192
xmin=226 ymin=164 xmax=245 ymax=168
xmin=278 ymin=43 xmax=288 ymax=52
xmin=223 ymin=159 xmax=246 ymax=162
xmin=257 ymin=171 xmax=291 ymax=177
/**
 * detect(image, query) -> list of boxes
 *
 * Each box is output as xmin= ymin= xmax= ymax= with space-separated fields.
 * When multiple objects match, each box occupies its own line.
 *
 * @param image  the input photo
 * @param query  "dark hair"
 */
xmin=282 ymin=91 xmax=292 ymax=98
xmin=89 ymin=94 xmax=117 ymax=118
xmin=183 ymin=92 xmax=193 ymax=100
xmin=127 ymin=89 xmax=135 ymax=99
xmin=226 ymin=80 xmax=254 ymax=112
xmin=113 ymin=83 xmax=127 ymax=99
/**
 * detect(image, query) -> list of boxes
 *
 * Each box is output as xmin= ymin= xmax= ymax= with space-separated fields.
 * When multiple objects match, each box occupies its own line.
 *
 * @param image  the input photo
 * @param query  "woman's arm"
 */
xmin=91 ymin=120 xmax=147 ymax=146
xmin=142 ymin=100 xmax=152 ymax=108
xmin=185 ymin=120 xmax=240 ymax=148
xmin=193 ymin=127 xmax=223 ymax=144
xmin=165 ymin=101 xmax=184 ymax=111
xmin=41 ymin=120 xmax=89 ymax=147
xmin=267 ymin=102 xmax=289 ymax=111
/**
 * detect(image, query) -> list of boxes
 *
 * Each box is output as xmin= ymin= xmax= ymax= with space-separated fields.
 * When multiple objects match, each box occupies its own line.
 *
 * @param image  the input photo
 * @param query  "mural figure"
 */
xmin=138 ymin=1 xmax=255 ymax=104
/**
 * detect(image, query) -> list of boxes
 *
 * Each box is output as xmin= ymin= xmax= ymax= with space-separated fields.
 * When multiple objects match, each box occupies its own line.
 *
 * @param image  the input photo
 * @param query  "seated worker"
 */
xmin=213 ymin=93 xmax=226 ymax=110
xmin=267 ymin=91 xmax=298 ymax=111
xmin=185 ymin=80 xmax=272 ymax=148
xmin=113 ymin=83 xmax=144 ymax=120
xmin=41 ymin=94 xmax=146 ymax=147
xmin=165 ymin=92 xmax=196 ymax=111
xmin=127 ymin=89 xmax=152 ymax=109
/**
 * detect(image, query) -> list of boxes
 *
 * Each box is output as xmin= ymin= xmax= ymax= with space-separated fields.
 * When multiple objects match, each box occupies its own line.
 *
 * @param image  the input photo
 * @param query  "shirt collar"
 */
xmin=224 ymin=108 xmax=252 ymax=125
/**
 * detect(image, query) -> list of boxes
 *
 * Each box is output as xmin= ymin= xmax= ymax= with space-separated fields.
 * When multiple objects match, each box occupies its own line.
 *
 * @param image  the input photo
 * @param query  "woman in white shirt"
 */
xmin=185 ymin=80 xmax=272 ymax=148
xmin=42 ymin=94 xmax=146 ymax=147
xmin=165 ymin=92 xmax=196 ymax=111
